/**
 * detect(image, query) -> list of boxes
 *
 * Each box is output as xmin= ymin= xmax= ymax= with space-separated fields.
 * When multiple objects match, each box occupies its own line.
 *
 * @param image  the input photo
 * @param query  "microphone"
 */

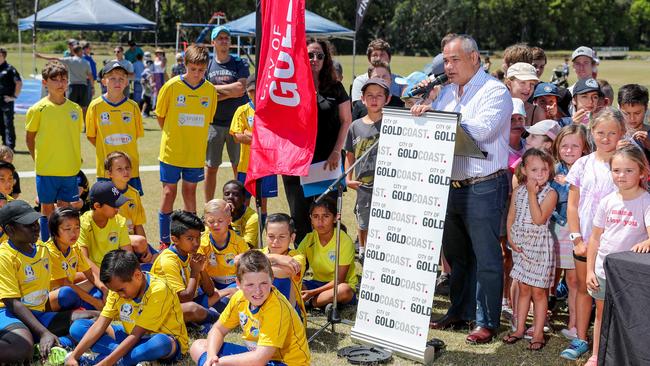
xmin=407 ymin=74 xmax=449 ymax=97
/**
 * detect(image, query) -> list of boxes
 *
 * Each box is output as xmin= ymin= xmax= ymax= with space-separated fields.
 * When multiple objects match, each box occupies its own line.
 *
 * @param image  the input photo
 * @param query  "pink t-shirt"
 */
xmin=592 ymin=191 xmax=650 ymax=278
xmin=565 ymin=153 xmax=617 ymax=241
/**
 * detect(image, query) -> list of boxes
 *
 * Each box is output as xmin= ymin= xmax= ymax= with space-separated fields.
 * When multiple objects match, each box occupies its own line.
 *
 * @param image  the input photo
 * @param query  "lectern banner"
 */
xmin=351 ymin=108 xmax=459 ymax=363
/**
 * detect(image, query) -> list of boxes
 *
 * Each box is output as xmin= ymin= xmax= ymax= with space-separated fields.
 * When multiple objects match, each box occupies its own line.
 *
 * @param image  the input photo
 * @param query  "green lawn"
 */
xmin=9 ymin=50 xmax=645 ymax=365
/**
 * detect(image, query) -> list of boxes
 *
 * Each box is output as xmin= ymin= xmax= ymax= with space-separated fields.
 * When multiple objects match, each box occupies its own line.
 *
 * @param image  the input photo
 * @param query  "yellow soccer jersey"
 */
xmin=45 ymin=240 xmax=90 ymax=283
xmin=261 ymin=247 xmax=307 ymax=326
xmin=86 ymin=96 xmax=144 ymax=178
xmin=297 ymin=230 xmax=358 ymax=290
xmin=25 ymin=97 xmax=82 ymax=176
xmin=0 ymin=241 xmax=50 ymax=311
xmin=156 ymin=75 xmax=217 ymax=168
xmin=101 ymin=273 xmax=189 ymax=353
xmin=229 ymin=102 xmax=255 ymax=173
xmin=232 ymin=207 xmax=258 ymax=248
xmin=78 ymin=211 xmax=131 ymax=266
xmin=220 ymin=288 xmax=310 ymax=365
xmin=150 ymin=247 xmax=194 ymax=296
xmin=199 ymin=229 xmax=249 ymax=286
xmin=118 ymin=185 xmax=146 ymax=235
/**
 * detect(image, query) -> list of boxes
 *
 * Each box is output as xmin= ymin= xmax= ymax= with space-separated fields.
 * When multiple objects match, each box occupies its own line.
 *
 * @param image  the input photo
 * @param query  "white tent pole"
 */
xmin=18 ymin=26 xmax=23 ymax=77
xmin=32 ymin=0 xmax=39 ymax=77
xmin=237 ymin=36 xmax=241 ymax=56
xmin=352 ymin=33 xmax=356 ymax=79
xmin=175 ymin=23 xmax=180 ymax=55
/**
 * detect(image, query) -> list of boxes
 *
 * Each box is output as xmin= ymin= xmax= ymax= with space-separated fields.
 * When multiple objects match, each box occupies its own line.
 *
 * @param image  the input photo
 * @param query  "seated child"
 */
xmin=66 ymin=250 xmax=189 ymax=365
xmin=199 ymin=199 xmax=248 ymax=298
xmin=0 ymin=200 xmax=94 ymax=364
xmin=260 ymin=213 xmax=307 ymax=325
xmin=298 ymin=197 xmax=357 ymax=307
xmin=46 ymin=207 xmax=106 ymax=311
xmin=77 ymin=181 xmax=150 ymax=281
xmin=190 ymin=250 xmax=310 ymax=366
xmin=0 ymin=161 xmax=15 ymax=200
xmin=0 ymin=145 xmax=20 ymax=198
xmin=151 ymin=210 xmax=221 ymax=325
xmin=223 ymin=180 xmax=259 ymax=248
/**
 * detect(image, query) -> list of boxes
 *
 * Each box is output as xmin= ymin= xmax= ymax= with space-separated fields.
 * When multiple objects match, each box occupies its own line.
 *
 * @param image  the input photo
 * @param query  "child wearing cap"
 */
xmin=505 ymin=62 xmax=546 ymax=126
xmin=509 ymin=98 xmax=527 ymax=172
xmin=86 ymin=61 xmax=145 ymax=196
xmin=0 ymin=200 xmax=96 ymax=364
xmin=26 ymin=61 xmax=83 ymax=241
xmin=511 ymin=119 xmax=561 ymax=189
xmin=67 ymin=250 xmax=189 ymax=365
xmin=229 ymin=74 xmax=277 ymax=223
xmin=77 ymin=181 xmax=151 ymax=283
xmin=344 ymin=77 xmax=389 ymax=261
xmin=351 ymin=61 xmax=403 ymax=120
xmin=156 ymin=45 xmax=217 ymax=248
xmin=571 ymin=78 xmax=603 ymax=126
xmin=532 ymin=82 xmax=572 ymax=127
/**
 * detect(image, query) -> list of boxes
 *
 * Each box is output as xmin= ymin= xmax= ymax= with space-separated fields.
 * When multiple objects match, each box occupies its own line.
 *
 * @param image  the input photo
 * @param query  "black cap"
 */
xmin=102 ymin=60 xmax=128 ymax=76
xmin=89 ymin=181 xmax=128 ymax=208
xmin=573 ymin=78 xmax=603 ymax=96
xmin=0 ymin=200 xmax=41 ymax=226
xmin=362 ymin=77 xmax=390 ymax=93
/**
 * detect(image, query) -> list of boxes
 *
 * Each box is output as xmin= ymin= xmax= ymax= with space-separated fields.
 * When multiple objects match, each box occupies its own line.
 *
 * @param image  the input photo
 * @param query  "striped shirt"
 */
xmin=432 ymin=68 xmax=512 ymax=180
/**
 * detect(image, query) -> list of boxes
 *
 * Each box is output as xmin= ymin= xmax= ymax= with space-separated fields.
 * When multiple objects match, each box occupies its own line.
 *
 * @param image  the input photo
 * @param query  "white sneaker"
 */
xmin=561 ymin=327 xmax=578 ymax=340
xmin=502 ymin=304 xmax=513 ymax=320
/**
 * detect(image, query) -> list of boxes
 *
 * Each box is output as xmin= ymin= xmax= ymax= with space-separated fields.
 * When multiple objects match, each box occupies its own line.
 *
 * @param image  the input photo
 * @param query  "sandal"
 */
xmin=502 ymin=334 xmax=523 ymax=344
xmin=528 ymin=340 xmax=546 ymax=351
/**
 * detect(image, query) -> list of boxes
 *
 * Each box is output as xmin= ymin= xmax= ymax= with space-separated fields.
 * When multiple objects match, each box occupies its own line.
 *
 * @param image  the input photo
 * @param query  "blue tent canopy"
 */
xmin=221 ymin=10 xmax=354 ymax=39
xmin=19 ymin=0 xmax=155 ymax=31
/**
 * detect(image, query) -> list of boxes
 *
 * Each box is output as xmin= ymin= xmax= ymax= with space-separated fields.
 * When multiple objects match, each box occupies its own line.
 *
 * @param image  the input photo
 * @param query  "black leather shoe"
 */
xmin=430 ymin=314 xmax=468 ymax=330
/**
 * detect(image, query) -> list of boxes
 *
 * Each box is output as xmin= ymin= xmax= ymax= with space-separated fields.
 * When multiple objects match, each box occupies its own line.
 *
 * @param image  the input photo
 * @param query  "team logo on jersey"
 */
xmin=250 ymin=326 xmax=259 ymax=337
xmin=128 ymin=201 xmax=136 ymax=209
xmin=108 ymin=232 xmax=119 ymax=244
xmin=176 ymin=94 xmax=186 ymax=106
xmin=121 ymin=112 xmax=132 ymax=123
xmin=239 ymin=312 xmax=248 ymax=327
xmin=61 ymin=261 xmax=69 ymax=271
xmin=328 ymin=250 xmax=336 ymax=262
xmin=100 ymin=112 xmax=111 ymax=125
xmin=200 ymin=96 xmax=209 ymax=108
xmin=70 ymin=111 xmax=79 ymax=121
xmin=120 ymin=303 xmax=134 ymax=322
xmin=247 ymin=116 xmax=254 ymax=127
xmin=225 ymin=253 xmax=236 ymax=266
xmin=24 ymin=265 xmax=36 ymax=282
xmin=209 ymin=252 xmax=217 ymax=266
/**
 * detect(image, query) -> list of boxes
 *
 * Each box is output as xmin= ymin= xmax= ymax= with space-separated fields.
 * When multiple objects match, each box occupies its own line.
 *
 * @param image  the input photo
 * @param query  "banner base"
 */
xmin=351 ymin=329 xmax=437 ymax=365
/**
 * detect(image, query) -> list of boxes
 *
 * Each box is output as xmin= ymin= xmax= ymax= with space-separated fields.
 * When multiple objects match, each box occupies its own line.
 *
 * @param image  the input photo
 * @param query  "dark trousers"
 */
xmin=0 ymin=101 xmax=15 ymax=149
xmin=442 ymin=173 xmax=509 ymax=329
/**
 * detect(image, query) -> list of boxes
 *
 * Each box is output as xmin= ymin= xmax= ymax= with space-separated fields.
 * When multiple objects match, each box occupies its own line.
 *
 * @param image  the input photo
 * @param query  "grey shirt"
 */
xmin=60 ymin=56 xmax=91 ymax=85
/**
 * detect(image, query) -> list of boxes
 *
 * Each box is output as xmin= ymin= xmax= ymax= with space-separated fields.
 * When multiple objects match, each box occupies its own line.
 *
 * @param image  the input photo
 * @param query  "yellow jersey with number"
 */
xmin=155 ymin=75 xmax=217 ymax=168
xmin=45 ymin=240 xmax=90 ymax=283
xmin=118 ymin=185 xmax=146 ymax=235
xmin=77 ymin=210 xmax=131 ymax=266
xmin=86 ymin=96 xmax=144 ymax=178
xmin=150 ymin=247 xmax=194 ymax=296
xmin=297 ymin=230 xmax=358 ymax=291
xmin=220 ymin=288 xmax=310 ymax=365
xmin=101 ymin=273 xmax=189 ymax=353
xmin=198 ymin=229 xmax=248 ymax=286
xmin=229 ymin=103 xmax=255 ymax=172
xmin=25 ymin=97 xmax=82 ymax=176
xmin=0 ymin=241 xmax=50 ymax=311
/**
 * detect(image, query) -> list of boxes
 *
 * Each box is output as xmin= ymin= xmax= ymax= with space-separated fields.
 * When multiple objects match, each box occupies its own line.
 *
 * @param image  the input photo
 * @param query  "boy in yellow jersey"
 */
xmin=0 ymin=200 xmax=95 ymax=364
xmin=86 ymin=61 xmax=145 ymax=195
xmin=190 ymin=250 xmax=310 ymax=366
xmin=260 ymin=213 xmax=307 ymax=325
xmin=229 ymin=74 xmax=278 ymax=224
xmin=78 ymin=181 xmax=151 ymax=281
xmin=66 ymin=250 xmax=189 ymax=365
xmin=26 ymin=61 xmax=83 ymax=241
xmin=152 ymin=210 xmax=222 ymax=326
xmin=223 ymin=180 xmax=259 ymax=248
xmin=199 ymin=199 xmax=248 ymax=294
xmin=156 ymin=45 xmax=217 ymax=248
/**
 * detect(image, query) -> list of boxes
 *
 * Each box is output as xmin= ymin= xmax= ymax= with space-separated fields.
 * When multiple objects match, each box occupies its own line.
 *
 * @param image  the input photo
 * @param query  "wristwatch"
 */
xmin=569 ymin=232 xmax=582 ymax=241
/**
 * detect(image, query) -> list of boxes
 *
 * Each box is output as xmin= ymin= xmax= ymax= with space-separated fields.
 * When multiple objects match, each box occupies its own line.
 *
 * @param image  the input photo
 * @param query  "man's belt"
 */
xmin=450 ymin=169 xmax=508 ymax=189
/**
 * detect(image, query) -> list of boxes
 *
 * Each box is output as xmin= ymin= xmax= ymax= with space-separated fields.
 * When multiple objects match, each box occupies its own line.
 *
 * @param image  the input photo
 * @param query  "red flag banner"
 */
xmin=245 ymin=0 xmax=317 ymax=196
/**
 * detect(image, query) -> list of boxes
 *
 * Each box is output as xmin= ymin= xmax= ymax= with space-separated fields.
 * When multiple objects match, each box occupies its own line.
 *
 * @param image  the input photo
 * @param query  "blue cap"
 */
xmin=211 ymin=25 xmax=231 ymax=40
xmin=422 ymin=53 xmax=445 ymax=77
xmin=396 ymin=71 xmax=427 ymax=98
xmin=533 ymin=82 xmax=560 ymax=100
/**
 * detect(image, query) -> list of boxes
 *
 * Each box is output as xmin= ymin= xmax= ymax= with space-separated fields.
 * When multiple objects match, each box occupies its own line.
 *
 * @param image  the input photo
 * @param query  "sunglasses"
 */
xmin=308 ymin=52 xmax=324 ymax=60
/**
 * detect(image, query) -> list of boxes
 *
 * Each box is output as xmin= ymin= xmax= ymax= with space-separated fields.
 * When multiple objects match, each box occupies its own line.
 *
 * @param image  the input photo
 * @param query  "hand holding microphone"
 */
xmin=407 ymin=74 xmax=449 ymax=98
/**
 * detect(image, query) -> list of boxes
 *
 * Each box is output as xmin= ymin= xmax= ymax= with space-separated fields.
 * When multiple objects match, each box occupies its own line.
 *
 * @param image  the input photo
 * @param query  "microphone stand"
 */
xmin=308 ymin=139 xmax=379 ymax=343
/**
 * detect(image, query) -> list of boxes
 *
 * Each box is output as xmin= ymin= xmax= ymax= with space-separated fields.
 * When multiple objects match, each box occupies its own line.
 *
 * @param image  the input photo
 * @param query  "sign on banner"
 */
xmin=351 ymin=108 xmax=460 ymax=364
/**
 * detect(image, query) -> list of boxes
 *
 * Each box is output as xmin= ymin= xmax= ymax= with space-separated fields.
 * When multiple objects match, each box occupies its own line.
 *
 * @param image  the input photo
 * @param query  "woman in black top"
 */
xmin=282 ymin=39 xmax=352 ymax=242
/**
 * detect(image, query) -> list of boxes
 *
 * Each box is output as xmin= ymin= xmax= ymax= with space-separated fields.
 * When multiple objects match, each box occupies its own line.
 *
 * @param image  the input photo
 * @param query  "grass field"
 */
xmin=9 ymin=49 xmax=647 ymax=365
